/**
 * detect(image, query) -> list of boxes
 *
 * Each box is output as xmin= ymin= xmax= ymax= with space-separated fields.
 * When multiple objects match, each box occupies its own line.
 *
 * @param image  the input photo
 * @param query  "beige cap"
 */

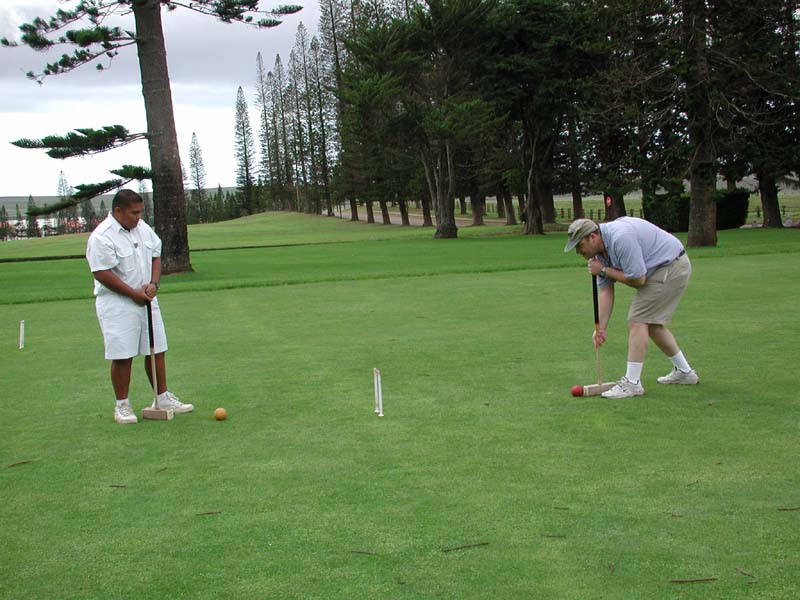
xmin=563 ymin=219 xmax=599 ymax=252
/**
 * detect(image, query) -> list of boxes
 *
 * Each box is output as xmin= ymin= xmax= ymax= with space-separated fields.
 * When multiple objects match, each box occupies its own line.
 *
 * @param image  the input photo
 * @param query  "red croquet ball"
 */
xmin=571 ymin=385 xmax=584 ymax=397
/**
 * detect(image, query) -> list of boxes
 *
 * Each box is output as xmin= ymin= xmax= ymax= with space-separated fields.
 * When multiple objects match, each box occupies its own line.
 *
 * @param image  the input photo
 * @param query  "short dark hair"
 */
xmin=112 ymin=189 xmax=143 ymax=210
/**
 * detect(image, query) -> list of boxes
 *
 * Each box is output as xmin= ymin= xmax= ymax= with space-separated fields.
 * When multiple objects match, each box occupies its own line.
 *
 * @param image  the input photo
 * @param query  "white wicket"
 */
xmin=373 ymin=368 xmax=383 ymax=417
xmin=19 ymin=320 xmax=24 ymax=350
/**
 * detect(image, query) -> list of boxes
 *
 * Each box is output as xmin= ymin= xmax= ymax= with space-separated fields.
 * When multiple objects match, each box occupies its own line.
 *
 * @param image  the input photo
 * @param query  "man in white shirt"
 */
xmin=86 ymin=189 xmax=193 ymax=423
xmin=565 ymin=217 xmax=699 ymax=399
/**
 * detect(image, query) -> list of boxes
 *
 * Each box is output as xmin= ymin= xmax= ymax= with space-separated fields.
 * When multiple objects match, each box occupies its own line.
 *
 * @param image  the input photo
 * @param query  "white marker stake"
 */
xmin=373 ymin=368 xmax=383 ymax=417
xmin=19 ymin=320 xmax=24 ymax=349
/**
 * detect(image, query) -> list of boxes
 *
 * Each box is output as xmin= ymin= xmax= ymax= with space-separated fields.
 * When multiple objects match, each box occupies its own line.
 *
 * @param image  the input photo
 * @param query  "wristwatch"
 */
xmin=599 ymin=267 xmax=607 ymax=278
xmin=150 ymin=281 xmax=160 ymax=290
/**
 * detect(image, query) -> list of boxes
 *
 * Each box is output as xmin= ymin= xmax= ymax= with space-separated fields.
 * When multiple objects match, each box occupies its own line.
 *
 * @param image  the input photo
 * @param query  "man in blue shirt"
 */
xmin=565 ymin=217 xmax=699 ymax=398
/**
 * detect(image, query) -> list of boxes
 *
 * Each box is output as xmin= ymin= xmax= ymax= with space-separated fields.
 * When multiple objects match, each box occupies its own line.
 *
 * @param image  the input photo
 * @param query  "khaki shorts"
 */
xmin=628 ymin=254 xmax=691 ymax=325
xmin=96 ymin=295 xmax=168 ymax=360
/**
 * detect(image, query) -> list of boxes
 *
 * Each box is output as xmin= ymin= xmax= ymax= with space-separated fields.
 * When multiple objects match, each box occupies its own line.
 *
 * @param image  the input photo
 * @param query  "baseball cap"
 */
xmin=563 ymin=218 xmax=599 ymax=252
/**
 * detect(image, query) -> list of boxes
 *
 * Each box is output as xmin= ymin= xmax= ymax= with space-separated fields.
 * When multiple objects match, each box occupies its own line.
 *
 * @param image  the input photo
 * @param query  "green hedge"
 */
xmin=642 ymin=188 xmax=750 ymax=232
xmin=714 ymin=188 xmax=750 ymax=230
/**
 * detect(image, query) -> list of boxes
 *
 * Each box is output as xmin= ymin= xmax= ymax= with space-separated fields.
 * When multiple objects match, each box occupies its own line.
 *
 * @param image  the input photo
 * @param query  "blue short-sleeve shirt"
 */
xmin=596 ymin=217 xmax=684 ymax=287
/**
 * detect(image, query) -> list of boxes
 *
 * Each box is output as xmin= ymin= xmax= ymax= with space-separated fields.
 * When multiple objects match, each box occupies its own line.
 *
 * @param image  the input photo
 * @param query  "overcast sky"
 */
xmin=0 ymin=0 xmax=320 ymax=198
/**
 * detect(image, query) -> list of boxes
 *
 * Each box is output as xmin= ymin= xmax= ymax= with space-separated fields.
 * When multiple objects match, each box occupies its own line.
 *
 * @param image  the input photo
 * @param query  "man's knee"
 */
xmin=111 ymin=358 xmax=133 ymax=374
xmin=628 ymin=321 xmax=649 ymax=333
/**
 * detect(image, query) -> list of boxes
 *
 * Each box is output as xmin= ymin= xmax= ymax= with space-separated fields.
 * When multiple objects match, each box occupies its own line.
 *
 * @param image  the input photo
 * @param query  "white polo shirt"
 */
xmin=86 ymin=212 xmax=162 ymax=296
xmin=87 ymin=213 xmax=167 ymax=359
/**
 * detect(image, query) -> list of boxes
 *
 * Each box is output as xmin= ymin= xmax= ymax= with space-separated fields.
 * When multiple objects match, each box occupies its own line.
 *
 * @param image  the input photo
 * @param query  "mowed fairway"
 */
xmin=1 ymin=214 xmax=799 ymax=599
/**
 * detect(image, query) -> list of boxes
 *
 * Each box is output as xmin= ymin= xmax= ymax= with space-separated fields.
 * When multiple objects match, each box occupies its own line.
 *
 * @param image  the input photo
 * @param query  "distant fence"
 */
xmin=475 ymin=200 xmax=799 ymax=226
xmin=554 ymin=205 xmax=798 ymax=223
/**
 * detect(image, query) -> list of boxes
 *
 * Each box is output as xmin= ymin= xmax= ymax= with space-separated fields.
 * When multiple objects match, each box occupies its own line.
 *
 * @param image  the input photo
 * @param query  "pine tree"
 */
xmin=288 ymin=49 xmax=311 ymax=212
xmin=57 ymin=170 xmax=78 ymax=232
xmin=272 ymin=55 xmax=296 ymax=210
xmin=234 ymin=86 xmax=257 ymax=215
xmin=14 ymin=204 xmax=25 ymax=238
xmin=212 ymin=184 xmax=225 ymax=222
xmin=3 ymin=0 xmax=302 ymax=273
xmin=0 ymin=206 xmax=12 ymax=241
xmin=309 ymin=36 xmax=335 ymax=216
xmin=189 ymin=132 xmax=208 ymax=223
xmin=81 ymin=197 xmax=98 ymax=233
xmin=139 ymin=180 xmax=153 ymax=225
xmin=26 ymin=196 xmax=41 ymax=238
xmin=255 ymin=52 xmax=275 ymax=192
xmin=294 ymin=24 xmax=319 ymax=213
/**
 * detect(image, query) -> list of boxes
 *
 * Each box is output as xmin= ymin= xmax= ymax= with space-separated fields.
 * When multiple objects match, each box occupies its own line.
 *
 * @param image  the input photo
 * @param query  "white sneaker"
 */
xmin=155 ymin=392 xmax=194 ymax=413
xmin=601 ymin=377 xmax=645 ymax=399
xmin=114 ymin=402 xmax=138 ymax=424
xmin=657 ymin=368 xmax=699 ymax=385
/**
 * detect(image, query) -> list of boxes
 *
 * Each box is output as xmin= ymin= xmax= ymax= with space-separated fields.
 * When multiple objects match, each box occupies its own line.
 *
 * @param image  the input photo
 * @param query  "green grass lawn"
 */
xmin=1 ymin=216 xmax=799 ymax=599
xmin=0 ymin=211 xmax=521 ymax=262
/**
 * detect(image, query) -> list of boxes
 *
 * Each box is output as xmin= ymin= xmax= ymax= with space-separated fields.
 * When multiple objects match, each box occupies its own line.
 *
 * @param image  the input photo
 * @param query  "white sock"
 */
xmin=625 ymin=361 xmax=643 ymax=384
xmin=670 ymin=351 xmax=691 ymax=373
xmin=116 ymin=398 xmax=130 ymax=407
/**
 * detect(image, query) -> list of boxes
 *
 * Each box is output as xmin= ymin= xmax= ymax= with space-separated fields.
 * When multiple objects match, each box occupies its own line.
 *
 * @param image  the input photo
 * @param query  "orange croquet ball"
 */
xmin=214 ymin=407 xmax=228 ymax=421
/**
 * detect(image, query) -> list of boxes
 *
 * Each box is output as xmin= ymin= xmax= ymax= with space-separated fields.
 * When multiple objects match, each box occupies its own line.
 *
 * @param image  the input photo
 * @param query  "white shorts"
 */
xmin=95 ymin=294 xmax=168 ymax=360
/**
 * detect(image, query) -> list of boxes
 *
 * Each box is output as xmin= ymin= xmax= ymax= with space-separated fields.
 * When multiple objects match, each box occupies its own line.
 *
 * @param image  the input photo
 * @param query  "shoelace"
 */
xmin=118 ymin=404 xmax=134 ymax=417
xmin=162 ymin=394 xmax=183 ymax=408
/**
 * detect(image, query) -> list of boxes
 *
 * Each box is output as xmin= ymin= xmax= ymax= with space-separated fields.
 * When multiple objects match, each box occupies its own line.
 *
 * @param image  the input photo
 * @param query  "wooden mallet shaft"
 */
xmin=592 ymin=274 xmax=602 ymax=385
xmin=585 ymin=275 xmax=615 ymax=395
xmin=141 ymin=301 xmax=173 ymax=421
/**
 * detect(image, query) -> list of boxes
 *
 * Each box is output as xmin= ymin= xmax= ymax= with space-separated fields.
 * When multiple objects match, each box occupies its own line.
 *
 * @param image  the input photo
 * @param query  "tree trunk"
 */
xmin=399 ymin=198 xmax=410 ymax=226
xmin=523 ymin=138 xmax=543 ymax=235
xmin=537 ymin=176 xmax=555 ymax=224
xmin=683 ymin=0 xmax=717 ymax=247
xmin=503 ymin=190 xmax=517 ymax=225
xmin=471 ymin=187 xmax=485 ymax=226
xmin=421 ymin=146 xmax=457 ymax=238
xmin=568 ymin=115 xmax=584 ymax=220
xmin=603 ymin=190 xmax=627 ymax=221
xmin=133 ymin=0 xmax=191 ymax=274
xmin=496 ymin=191 xmax=506 ymax=219
xmin=522 ymin=123 xmax=555 ymax=234
xmin=349 ymin=198 xmax=359 ymax=221
xmin=421 ymin=196 xmax=433 ymax=226
xmin=435 ymin=142 xmax=458 ymax=238
xmin=757 ymin=169 xmax=783 ymax=228
xmin=365 ymin=201 xmax=375 ymax=223
xmin=379 ymin=199 xmax=391 ymax=224
xmin=524 ymin=168 xmax=544 ymax=234
xmin=571 ymin=183 xmax=584 ymax=220
xmin=459 ymin=193 xmax=467 ymax=214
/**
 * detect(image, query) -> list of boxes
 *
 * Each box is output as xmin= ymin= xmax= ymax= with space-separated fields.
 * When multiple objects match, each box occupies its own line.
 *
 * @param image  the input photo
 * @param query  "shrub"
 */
xmin=715 ymin=188 xmax=750 ymax=230
xmin=641 ymin=193 xmax=690 ymax=232
xmin=642 ymin=188 xmax=750 ymax=231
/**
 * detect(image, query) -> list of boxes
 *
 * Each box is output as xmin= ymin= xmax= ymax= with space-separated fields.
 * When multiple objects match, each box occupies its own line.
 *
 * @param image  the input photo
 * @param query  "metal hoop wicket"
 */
xmin=373 ymin=368 xmax=384 ymax=417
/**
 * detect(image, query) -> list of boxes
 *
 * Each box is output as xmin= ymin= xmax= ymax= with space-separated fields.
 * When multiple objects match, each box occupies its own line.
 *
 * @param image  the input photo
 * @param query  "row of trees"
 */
xmin=0 ymin=170 xmax=159 ymax=240
xmin=0 ymin=194 xmax=102 ymax=240
xmin=5 ymin=1 xmax=798 ymax=270
xmin=209 ymin=0 xmax=798 ymax=243
xmin=271 ymin=0 xmax=797 ymax=242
